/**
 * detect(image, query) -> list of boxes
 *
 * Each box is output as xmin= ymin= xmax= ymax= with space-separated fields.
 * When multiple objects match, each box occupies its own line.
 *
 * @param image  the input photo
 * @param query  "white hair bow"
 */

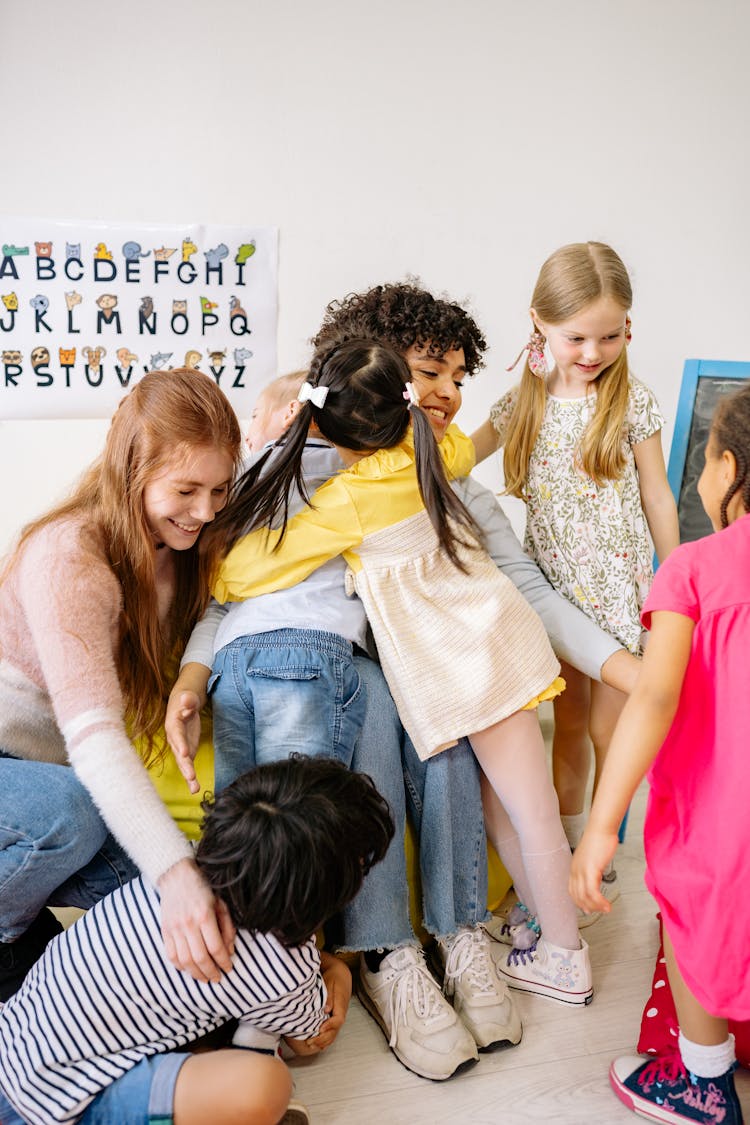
xmin=297 ymin=381 xmax=329 ymax=408
xmin=403 ymin=382 xmax=421 ymax=407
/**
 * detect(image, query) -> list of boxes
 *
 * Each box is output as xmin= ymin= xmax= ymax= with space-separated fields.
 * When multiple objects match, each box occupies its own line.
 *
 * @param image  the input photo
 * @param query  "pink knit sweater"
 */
xmin=0 ymin=517 xmax=193 ymax=885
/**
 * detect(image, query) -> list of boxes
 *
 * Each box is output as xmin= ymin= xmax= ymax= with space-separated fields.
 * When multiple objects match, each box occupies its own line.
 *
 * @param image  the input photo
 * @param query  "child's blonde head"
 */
xmin=504 ymin=242 xmax=633 ymax=497
xmin=531 ymin=241 xmax=632 ymax=324
xmin=246 ymin=370 xmax=308 ymax=451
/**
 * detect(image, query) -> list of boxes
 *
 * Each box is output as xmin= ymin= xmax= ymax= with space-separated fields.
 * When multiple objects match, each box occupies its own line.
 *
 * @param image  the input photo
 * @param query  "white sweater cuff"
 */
xmin=67 ymin=728 xmax=194 ymax=885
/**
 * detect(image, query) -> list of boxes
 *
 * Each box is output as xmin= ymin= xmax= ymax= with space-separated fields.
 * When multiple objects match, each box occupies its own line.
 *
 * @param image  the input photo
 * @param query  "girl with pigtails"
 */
xmin=175 ymin=336 xmax=594 ymax=1012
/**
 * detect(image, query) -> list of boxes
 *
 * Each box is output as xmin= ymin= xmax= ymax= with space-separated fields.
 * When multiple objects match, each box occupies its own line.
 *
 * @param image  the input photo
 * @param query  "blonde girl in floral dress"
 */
xmin=472 ymin=242 xmax=679 ymax=912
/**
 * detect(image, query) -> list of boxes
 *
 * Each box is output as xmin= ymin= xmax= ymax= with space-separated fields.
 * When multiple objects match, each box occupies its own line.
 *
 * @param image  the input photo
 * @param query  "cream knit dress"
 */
xmin=215 ymin=426 xmax=560 ymax=761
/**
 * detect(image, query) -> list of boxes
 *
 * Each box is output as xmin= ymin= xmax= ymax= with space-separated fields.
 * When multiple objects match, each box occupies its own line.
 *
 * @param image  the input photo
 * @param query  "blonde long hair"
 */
xmin=503 ymin=242 xmax=633 ymax=498
xmin=2 ymin=369 xmax=242 ymax=757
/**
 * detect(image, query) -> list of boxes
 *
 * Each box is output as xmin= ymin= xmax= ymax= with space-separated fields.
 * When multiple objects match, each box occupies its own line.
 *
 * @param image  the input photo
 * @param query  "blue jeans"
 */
xmin=0 ymin=1051 xmax=189 ymax=1125
xmin=210 ymin=629 xmax=366 ymax=793
xmin=0 ymin=755 xmax=138 ymax=941
xmin=403 ymin=734 xmax=490 ymax=939
xmin=338 ymin=657 xmax=490 ymax=951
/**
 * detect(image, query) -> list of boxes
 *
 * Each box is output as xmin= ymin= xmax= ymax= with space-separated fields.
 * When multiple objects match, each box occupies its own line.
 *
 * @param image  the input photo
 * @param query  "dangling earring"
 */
xmin=625 ymin=315 xmax=632 ymax=344
xmin=507 ymin=329 xmax=548 ymax=379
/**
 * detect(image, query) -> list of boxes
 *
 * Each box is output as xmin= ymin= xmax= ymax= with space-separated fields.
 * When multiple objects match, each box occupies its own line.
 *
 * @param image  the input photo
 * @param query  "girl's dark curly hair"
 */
xmin=712 ymin=383 xmax=750 ymax=527
xmin=312 ymin=281 xmax=488 ymax=375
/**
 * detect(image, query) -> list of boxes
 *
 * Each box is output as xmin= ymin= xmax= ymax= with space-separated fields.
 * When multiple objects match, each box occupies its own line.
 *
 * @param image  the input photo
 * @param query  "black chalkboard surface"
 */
xmin=667 ymin=359 xmax=750 ymax=543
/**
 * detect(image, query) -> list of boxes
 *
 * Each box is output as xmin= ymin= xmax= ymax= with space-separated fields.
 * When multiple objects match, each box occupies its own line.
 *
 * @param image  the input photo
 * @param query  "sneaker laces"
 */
xmin=442 ymin=929 xmax=495 ymax=999
xmin=384 ymin=955 xmax=449 ymax=1049
xmin=507 ymin=941 xmax=539 ymax=967
xmin=638 ymin=1048 xmax=686 ymax=1092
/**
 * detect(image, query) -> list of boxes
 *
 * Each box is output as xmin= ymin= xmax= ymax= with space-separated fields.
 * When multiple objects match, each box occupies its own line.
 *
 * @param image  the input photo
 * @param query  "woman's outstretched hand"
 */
xmin=158 ymin=857 xmax=236 ymax=982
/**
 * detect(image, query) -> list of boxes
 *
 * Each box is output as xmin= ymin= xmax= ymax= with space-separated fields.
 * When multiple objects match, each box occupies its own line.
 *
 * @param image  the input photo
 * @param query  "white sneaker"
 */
xmin=356 ymin=947 xmax=478 ymax=1080
xmin=577 ymin=868 xmax=621 ymax=929
xmin=435 ymin=926 xmax=522 ymax=1051
xmin=496 ymin=937 xmax=593 ymax=1006
xmin=278 ymin=1102 xmax=310 ymax=1125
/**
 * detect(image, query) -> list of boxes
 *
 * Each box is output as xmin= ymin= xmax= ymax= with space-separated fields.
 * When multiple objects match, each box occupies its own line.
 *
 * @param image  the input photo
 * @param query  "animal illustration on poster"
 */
xmin=0 ymin=218 xmax=278 ymax=419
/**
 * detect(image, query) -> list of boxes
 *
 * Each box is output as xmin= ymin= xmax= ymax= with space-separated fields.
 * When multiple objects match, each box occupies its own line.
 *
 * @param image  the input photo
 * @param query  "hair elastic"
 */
xmin=403 ymin=382 xmax=421 ymax=408
xmin=297 ymin=382 xmax=329 ymax=408
xmin=507 ymin=329 xmax=548 ymax=379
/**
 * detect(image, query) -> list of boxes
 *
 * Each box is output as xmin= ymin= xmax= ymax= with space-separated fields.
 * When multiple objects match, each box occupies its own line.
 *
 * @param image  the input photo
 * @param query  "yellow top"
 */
xmin=213 ymin=425 xmax=475 ymax=604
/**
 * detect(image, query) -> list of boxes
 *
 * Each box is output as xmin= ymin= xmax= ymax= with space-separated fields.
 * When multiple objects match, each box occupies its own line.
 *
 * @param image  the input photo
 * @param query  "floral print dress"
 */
xmin=490 ymin=377 xmax=665 ymax=654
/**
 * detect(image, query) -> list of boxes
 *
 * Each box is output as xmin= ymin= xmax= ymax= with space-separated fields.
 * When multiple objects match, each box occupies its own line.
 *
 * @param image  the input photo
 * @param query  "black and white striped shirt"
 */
xmin=0 ymin=878 xmax=326 ymax=1125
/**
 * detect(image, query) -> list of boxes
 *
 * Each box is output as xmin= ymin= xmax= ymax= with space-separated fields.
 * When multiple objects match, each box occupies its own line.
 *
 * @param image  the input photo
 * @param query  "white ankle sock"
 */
xmin=678 ymin=1031 xmax=736 ymax=1078
xmin=560 ymin=813 xmax=585 ymax=851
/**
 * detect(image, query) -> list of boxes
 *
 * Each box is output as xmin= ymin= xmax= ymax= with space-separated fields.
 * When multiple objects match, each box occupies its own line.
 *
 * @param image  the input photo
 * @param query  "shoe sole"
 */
xmin=498 ymin=968 xmax=593 ymax=1006
xmin=609 ymin=1060 xmax=676 ymax=1123
xmin=475 ymin=1028 xmax=523 ymax=1053
xmin=355 ymin=976 xmax=479 ymax=1082
xmin=279 ymin=1102 xmax=310 ymax=1125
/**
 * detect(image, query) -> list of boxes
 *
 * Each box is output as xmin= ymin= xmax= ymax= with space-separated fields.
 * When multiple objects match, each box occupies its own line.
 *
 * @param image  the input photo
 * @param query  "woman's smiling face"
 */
xmin=403 ymin=345 xmax=466 ymax=441
xmin=142 ymin=445 xmax=234 ymax=549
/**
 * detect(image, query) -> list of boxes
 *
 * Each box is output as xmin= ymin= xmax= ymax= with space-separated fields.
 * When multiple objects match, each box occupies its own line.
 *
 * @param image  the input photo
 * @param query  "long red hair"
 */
xmin=2 ymin=368 xmax=242 ymax=757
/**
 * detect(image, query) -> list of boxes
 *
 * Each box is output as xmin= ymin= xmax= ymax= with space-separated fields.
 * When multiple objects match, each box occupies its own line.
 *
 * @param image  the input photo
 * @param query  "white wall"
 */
xmin=1 ymin=0 xmax=748 ymax=548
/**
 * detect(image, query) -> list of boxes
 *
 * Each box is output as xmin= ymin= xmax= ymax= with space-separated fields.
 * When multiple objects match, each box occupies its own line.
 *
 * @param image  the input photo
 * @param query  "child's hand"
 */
xmin=165 ymin=689 xmax=202 ymax=794
xmin=569 ymin=826 xmax=619 ymax=915
xmin=284 ymin=953 xmax=352 ymax=1056
xmin=314 ymin=951 xmax=352 ymax=1050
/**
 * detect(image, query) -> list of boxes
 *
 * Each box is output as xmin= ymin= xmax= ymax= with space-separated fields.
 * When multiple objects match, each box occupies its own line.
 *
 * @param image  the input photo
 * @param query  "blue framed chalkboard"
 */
xmin=668 ymin=359 xmax=750 ymax=543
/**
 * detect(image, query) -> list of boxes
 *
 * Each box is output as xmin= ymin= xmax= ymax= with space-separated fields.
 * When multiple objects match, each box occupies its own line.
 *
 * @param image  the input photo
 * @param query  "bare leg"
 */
xmin=663 ymin=926 xmax=727 ymax=1046
xmin=173 ymin=1049 xmax=292 ymax=1125
xmin=589 ymin=679 xmax=626 ymax=799
xmin=551 ymin=662 xmax=592 ymax=818
xmin=470 ymin=710 xmax=579 ymax=951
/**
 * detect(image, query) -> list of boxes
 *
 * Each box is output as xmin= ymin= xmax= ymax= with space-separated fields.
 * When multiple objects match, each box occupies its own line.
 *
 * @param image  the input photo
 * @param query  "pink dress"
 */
xmin=642 ymin=512 xmax=750 ymax=1019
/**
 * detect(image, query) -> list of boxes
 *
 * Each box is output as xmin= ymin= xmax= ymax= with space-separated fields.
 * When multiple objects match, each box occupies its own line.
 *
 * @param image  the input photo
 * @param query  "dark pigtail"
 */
xmin=409 ymin=404 xmax=483 ymax=570
xmin=202 ymin=406 xmax=314 ymax=558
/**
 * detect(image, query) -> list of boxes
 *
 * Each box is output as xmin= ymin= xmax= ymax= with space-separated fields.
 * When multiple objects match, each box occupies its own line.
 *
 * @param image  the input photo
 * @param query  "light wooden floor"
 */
xmin=289 ymin=776 xmax=750 ymax=1124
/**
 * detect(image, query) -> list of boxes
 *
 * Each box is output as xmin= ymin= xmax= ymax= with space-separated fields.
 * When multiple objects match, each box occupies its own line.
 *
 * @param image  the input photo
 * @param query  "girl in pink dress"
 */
xmin=570 ymin=384 xmax=750 ymax=1124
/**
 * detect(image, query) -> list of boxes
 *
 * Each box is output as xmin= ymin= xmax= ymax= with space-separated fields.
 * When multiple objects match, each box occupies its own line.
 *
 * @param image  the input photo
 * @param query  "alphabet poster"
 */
xmin=0 ymin=218 xmax=278 ymax=419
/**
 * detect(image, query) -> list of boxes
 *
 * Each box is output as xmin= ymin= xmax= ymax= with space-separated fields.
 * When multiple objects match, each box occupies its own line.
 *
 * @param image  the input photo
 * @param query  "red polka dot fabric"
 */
xmin=638 ymin=914 xmax=750 ymax=1066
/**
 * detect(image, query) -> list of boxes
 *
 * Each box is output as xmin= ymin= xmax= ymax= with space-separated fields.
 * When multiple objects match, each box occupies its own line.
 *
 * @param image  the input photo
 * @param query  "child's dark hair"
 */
xmin=208 ymin=337 xmax=482 ymax=569
xmin=713 ymin=384 xmax=750 ymax=527
xmin=195 ymin=756 xmax=394 ymax=947
xmin=312 ymin=280 xmax=488 ymax=376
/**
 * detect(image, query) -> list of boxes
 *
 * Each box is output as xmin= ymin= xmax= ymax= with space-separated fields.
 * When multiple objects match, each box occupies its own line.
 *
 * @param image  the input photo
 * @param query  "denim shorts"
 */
xmin=0 ymin=1052 xmax=189 ymax=1125
xmin=210 ymin=628 xmax=367 ymax=792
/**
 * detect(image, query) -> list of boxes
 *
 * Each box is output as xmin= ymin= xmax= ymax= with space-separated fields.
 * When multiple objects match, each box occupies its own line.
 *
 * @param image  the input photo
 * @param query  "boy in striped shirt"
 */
xmin=0 ymin=757 xmax=393 ymax=1125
